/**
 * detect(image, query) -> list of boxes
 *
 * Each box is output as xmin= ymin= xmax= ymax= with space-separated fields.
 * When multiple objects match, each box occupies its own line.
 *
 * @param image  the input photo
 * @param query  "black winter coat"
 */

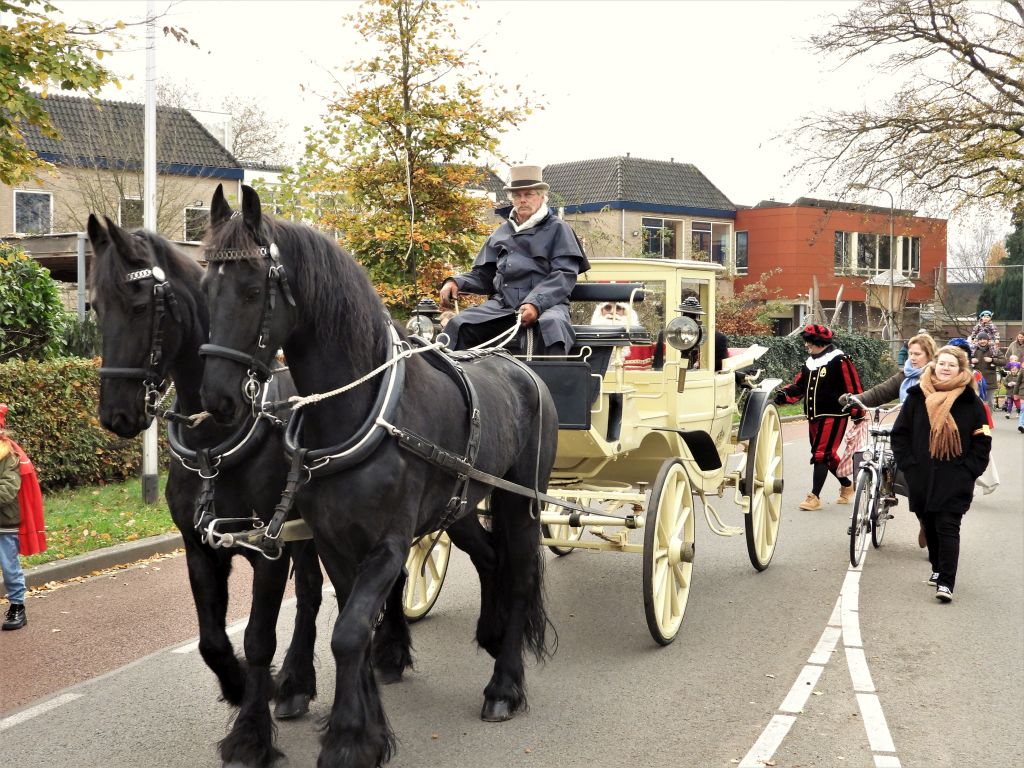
xmin=890 ymin=385 xmax=991 ymax=515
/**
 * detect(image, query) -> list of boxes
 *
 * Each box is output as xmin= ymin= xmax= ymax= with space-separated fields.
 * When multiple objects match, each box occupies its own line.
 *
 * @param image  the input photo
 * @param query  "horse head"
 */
xmin=88 ymin=214 xmax=205 ymax=437
xmin=200 ymin=184 xmax=297 ymax=426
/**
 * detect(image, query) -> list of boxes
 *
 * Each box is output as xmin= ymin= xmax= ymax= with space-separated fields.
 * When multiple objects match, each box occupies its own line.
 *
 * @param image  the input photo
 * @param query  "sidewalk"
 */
xmin=18 ymin=532 xmax=184 ymax=593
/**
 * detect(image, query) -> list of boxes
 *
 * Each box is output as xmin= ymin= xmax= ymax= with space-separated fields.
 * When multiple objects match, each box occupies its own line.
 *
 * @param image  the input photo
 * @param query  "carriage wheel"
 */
xmin=403 ymin=532 xmax=451 ymax=622
xmin=642 ymin=459 xmax=695 ymax=646
xmin=744 ymin=403 xmax=784 ymax=571
xmin=541 ymin=497 xmax=586 ymax=556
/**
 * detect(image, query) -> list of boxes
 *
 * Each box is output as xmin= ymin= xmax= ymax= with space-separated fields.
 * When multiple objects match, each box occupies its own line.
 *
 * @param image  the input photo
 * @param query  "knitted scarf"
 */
xmin=899 ymin=357 xmax=924 ymax=403
xmin=918 ymin=366 xmax=972 ymax=460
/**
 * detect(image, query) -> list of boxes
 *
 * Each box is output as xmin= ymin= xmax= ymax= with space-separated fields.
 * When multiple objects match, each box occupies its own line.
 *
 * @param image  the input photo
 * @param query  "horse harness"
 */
xmin=97 ymin=253 xmax=183 ymax=422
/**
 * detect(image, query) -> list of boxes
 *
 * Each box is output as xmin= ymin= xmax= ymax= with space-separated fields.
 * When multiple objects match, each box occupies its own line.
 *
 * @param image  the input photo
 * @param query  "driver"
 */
xmin=439 ymin=165 xmax=590 ymax=355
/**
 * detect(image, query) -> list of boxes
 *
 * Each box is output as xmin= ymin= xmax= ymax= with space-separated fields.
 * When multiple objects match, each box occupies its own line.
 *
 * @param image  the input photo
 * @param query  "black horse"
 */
xmin=87 ymin=215 xmax=322 ymax=768
xmin=199 ymin=184 xmax=558 ymax=768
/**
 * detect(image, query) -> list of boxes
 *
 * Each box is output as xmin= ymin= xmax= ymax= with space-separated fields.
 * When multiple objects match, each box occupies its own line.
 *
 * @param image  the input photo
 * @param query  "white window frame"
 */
xmin=641 ymin=217 xmax=680 ymax=259
xmin=735 ymin=231 xmax=748 ymax=275
xmin=183 ymin=206 xmax=210 ymax=242
xmin=13 ymin=189 xmax=53 ymax=234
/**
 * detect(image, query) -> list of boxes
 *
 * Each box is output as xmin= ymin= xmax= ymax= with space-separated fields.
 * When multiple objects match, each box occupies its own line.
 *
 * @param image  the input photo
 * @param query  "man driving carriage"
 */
xmin=439 ymin=165 xmax=590 ymax=355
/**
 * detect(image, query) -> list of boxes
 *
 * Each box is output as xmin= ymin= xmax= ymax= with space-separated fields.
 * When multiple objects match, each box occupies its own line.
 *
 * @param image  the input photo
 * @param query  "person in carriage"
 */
xmin=439 ymin=164 xmax=590 ymax=355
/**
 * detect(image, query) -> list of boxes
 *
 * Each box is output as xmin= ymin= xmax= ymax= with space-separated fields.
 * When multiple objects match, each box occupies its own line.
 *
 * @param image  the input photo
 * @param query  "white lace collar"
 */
xmin=805 ymin=347 xmax=844 ymax=371
xmin=509 ymin=203 xmax=549 ymax=233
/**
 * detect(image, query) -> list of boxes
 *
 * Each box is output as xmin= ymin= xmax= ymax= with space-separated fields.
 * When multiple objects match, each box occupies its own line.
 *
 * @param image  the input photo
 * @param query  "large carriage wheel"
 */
xmin=642 ymin=458 xmax=695 ymax=646
xmin=403 ymin=532 xmax=451 ymax=622
xmin=541 ymin=496 xmax=586 ymax=556
xmin=744 ymin=403 xmax=784 ymax=571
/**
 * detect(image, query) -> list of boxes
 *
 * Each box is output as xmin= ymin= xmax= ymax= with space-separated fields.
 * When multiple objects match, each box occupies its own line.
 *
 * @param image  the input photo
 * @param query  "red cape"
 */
xmin=10 ymin=440 xmax=46 ymax=556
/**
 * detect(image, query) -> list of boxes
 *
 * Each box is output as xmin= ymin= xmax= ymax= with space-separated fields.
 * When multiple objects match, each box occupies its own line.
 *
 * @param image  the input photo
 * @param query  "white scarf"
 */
xmin=509 ymin=203 xmax=549 ymax=233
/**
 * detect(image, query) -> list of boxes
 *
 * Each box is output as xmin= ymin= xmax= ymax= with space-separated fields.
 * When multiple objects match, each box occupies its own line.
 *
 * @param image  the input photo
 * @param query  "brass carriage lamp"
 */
xmin=406 ymin=298 xmax=443 ymax=341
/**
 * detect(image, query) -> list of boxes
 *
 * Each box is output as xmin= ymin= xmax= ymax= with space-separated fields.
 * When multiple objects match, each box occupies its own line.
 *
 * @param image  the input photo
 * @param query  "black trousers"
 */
xmin=923 ymin=507 xmax=965 ymax=590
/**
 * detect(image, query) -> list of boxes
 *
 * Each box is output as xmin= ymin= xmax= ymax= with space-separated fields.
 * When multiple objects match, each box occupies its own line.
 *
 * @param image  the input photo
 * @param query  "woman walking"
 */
xmin=890 ymin=345 xmax=991 ymax=603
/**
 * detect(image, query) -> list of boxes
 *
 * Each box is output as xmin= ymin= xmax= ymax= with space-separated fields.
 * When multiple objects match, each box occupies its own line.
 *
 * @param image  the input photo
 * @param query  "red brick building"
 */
xmin=734 ymin=197 xmax=947 ymax=335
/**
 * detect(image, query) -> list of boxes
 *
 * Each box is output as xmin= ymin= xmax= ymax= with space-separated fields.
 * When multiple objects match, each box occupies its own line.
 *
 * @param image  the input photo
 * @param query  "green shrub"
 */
xmin=61 ymin=312 xmax=103 ymax=358
xmin=0 ymin=357 xmax=143 ymax=490
xmin=0 ymin=244 xmax=69 ymax=362
xmin=732 ymin=332 xmax=898 ymax=392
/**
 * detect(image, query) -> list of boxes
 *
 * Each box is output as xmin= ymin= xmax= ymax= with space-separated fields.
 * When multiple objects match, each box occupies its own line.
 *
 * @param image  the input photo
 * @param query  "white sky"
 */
xmin=53 ymin=0 xmax=1008 ymax=243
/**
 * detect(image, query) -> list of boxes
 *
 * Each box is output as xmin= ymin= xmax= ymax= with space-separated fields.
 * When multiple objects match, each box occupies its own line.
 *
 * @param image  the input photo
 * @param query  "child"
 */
xmin=0 ymin=421 xmax=26 ymax=630
xmin=1004 ymin=356 xmax=1021 ymax=418
xmin=969 ymin=309 xmax=1001 ymax=349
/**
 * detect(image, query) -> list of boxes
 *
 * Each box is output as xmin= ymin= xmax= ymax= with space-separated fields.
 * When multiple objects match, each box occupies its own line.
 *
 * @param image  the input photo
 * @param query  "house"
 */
xmin=543 ymin=155 xmax=739 ymax=275
xmin=1 ymin=93 xmax=243 ymax=248
xmin=734 ymin=197 xmax=947 ymax=335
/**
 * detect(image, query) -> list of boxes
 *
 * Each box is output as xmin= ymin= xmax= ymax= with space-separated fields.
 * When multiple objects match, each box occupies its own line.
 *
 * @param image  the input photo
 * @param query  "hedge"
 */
xmin=0 ymin=357 xmax=145 ymax=490
xmin=730 ymin=332 xmax=898 ymax=392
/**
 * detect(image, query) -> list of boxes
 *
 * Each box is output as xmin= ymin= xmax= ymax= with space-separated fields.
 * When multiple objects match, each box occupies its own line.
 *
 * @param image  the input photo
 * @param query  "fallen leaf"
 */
xmin=765 ymin=674 xmax=776 ymax=679
xmin=431 ymin=734 xmax=439 ymax=740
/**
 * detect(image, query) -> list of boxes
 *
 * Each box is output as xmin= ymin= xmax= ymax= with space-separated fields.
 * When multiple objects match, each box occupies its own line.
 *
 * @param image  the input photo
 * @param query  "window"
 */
xmin=834 ymin=231 xmax=852 ymax=273
xmin=900 ymin=236 xmax=921 ymax=276
xmin=120 ymin=198 xmax=143 ymax=229
xmin=690 ymin=221 xmax=711 ymax=260
xmin=642 ymin=217 xmax=678 ymax=258
xmin=711 ymin=222 xmax=730 ymax=266
xmin=735 ymin=231 xmax=748 ymax=275
xmin=184 ymin=207 xmax=209 ymax=241
xmin=857 ymin=233 xmax=878 ymax=273
xmin=13 ymin=190 xmax=52 ymax=234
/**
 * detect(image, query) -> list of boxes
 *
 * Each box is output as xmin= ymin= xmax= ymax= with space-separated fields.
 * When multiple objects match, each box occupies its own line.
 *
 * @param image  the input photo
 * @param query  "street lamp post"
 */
xmin=852 ymin=184 xmax=896 ymax=347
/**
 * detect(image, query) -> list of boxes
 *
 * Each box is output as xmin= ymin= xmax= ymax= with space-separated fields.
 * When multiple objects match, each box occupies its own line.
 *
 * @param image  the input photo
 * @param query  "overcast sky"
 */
xmin=54 ymin=0 xmax=1005 ymax=243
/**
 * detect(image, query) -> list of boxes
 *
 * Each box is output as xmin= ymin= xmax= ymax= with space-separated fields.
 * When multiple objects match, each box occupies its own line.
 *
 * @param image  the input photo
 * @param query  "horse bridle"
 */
xmin=98 ymin=260 xmax=182 ymax=420
xmin=199 ymin=242 xmax=295 ymax=410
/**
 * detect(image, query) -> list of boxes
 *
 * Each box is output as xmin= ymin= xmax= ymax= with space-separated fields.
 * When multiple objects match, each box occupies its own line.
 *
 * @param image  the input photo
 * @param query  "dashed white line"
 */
xmin=0 ymin=693 xmax=82 ymax=731
xmin=740 ymin=545 xmax=902 ymax=766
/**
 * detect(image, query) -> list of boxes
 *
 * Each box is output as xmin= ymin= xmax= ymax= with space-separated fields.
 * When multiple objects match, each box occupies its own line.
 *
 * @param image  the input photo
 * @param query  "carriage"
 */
xmin=405 ymin=256 xmax=785 ymax=645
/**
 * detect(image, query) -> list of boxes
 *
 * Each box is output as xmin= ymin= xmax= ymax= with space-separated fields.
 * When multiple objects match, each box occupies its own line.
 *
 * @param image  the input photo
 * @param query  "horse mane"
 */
xmin=205 ymin=212 xmax=389 ymax=372
xmin=90 ymin=228 xmax=204 ymax=312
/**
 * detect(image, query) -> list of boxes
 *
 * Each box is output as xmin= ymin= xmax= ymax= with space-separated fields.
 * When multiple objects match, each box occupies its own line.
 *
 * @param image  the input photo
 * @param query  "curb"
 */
xmin=21 ymin=532 xmax=184 ymax=592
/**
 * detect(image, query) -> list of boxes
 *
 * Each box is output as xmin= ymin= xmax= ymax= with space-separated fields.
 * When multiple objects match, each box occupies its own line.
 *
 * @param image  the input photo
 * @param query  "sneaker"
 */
xmin=799 ymin=493 xmax=821 ymax=511
xmin=1019 ymin=425 xmax=1024 ymax=434
xmin=927 ymin=572 xmax=940 ymax=586
xmin=935 ymin=585 xmax=953 ymax=603
xmin=2 ymin=603 xmax=26 ymax=630
xmin=837 ymin=485 xmax=855 ymax=504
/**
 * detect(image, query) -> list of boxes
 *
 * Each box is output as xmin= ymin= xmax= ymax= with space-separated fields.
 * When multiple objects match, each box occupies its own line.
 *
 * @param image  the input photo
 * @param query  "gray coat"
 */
xmin=445 ymin=210 xmax=589 ymax=351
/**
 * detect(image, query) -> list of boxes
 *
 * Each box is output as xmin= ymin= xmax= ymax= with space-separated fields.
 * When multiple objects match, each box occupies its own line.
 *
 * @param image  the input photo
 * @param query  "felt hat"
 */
xmin=800 ymin=323 xmax=834 ymax=344
xmin=503 ymin=165 xmax=549 ymax=191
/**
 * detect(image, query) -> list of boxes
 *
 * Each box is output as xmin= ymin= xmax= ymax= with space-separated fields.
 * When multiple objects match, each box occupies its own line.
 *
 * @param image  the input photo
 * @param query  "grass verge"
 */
xmin=21 ymin=475 xmax=176 ymax=568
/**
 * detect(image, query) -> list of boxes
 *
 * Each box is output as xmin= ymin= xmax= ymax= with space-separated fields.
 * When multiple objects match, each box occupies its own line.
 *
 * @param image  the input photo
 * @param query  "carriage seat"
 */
xmin=567 ymin=282 xmax=649 ymax=378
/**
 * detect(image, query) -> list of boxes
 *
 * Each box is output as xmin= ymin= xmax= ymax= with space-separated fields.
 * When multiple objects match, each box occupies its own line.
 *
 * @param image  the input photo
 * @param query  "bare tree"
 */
xmin=790 ymin=0 xmax=1024 ymax=213
xmin=224 ymin=97 xmax=288 ymax=165
xmin=949 ymin=217 xmax=1010 ymax=283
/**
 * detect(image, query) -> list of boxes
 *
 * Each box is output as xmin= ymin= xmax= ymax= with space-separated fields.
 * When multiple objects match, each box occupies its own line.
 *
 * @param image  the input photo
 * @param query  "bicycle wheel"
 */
xmin=849 ymin=471 xmax=874 ymax=567
xmin=872 ymin=469 xmax=891 ymax=549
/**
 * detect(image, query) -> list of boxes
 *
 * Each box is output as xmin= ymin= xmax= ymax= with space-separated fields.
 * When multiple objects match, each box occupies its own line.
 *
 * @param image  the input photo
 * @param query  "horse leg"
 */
xmin=446 ymin=514 xmax=502 ymax=658
xmin=318 ymin=537 xmax=406 ymax=768
xmin=275 ymin=539 xmax=322 ymax=719
xmin=370 ymin=567 xmax=413 ymax=684
xmin=183 ymin=540 xmax=246 ymax=706
xmin=219 ymin=554 xmax=290 ymax=768
xmin=480 ymin=489 xmax=551 ymax=722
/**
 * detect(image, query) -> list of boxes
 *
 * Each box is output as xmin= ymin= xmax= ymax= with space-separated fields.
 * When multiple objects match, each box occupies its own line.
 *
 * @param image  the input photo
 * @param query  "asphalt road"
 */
xmin=2 ymin=420 xmax=1022 ymax=768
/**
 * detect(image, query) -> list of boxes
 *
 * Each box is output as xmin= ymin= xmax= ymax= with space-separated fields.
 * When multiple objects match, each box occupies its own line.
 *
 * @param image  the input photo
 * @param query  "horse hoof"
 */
xmin=274 ymin=693 xmax=311 ymax=720
xmin=481 ymin=698 xmax=514 ymax=722
xmin=377 ymin=668 xmax=404 ymax=685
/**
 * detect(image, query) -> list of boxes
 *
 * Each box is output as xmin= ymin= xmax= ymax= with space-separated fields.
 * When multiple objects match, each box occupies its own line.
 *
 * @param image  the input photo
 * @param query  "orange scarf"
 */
xmin=918 ymin=366 xmax=972 ymax=460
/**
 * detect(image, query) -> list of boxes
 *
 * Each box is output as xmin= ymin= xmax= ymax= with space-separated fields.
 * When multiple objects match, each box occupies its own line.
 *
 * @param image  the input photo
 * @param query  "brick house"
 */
xmin=543 ymin=155 xmax=739 ymax=294
xmin=1 ymin=93 xmax=243 ymax=248
xmin=734 ymin=197 xmax=947 ymax=335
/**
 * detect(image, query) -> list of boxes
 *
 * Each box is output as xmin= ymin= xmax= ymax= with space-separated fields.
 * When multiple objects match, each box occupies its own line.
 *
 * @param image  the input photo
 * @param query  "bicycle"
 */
xmin=845 ymin=394 xmax=901 ymax=567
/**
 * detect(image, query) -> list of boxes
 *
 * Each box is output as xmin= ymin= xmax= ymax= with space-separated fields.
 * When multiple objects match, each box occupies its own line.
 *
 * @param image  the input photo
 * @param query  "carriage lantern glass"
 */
xmin=664 ymin=315 xmax=700 ymax=351
xmin=406 ymin=298 xmax=442 ymax=341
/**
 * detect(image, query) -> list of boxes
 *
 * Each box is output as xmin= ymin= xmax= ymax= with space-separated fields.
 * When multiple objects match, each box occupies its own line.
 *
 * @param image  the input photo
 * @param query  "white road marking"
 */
xmin=741 ymin=544 xmax=902 ymax=766
xmin=738 ymin=715 xmax=796 ymax=768
xmin=0 ymin=693 xmax=82 ymax=731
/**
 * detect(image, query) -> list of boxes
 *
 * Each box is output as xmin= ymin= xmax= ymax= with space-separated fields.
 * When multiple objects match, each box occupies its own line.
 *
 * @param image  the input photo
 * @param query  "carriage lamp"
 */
xmin=406 ymin=298 xmax=442 ymax=341
xmin=664 ymin=315 xmax=700 ymax=351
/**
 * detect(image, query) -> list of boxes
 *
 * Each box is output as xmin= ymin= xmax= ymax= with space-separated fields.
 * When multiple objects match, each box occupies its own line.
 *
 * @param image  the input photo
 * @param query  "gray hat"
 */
xmin=975 ymin=331 xmax=990 ymax=341
xmin=503 ymin=165 xmax=549 ymax=191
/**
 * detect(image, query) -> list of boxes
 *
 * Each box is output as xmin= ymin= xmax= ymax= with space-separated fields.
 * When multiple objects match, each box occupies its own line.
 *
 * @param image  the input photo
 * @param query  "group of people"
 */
xmin=776 ymin=322 xmax=998 ymax=603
